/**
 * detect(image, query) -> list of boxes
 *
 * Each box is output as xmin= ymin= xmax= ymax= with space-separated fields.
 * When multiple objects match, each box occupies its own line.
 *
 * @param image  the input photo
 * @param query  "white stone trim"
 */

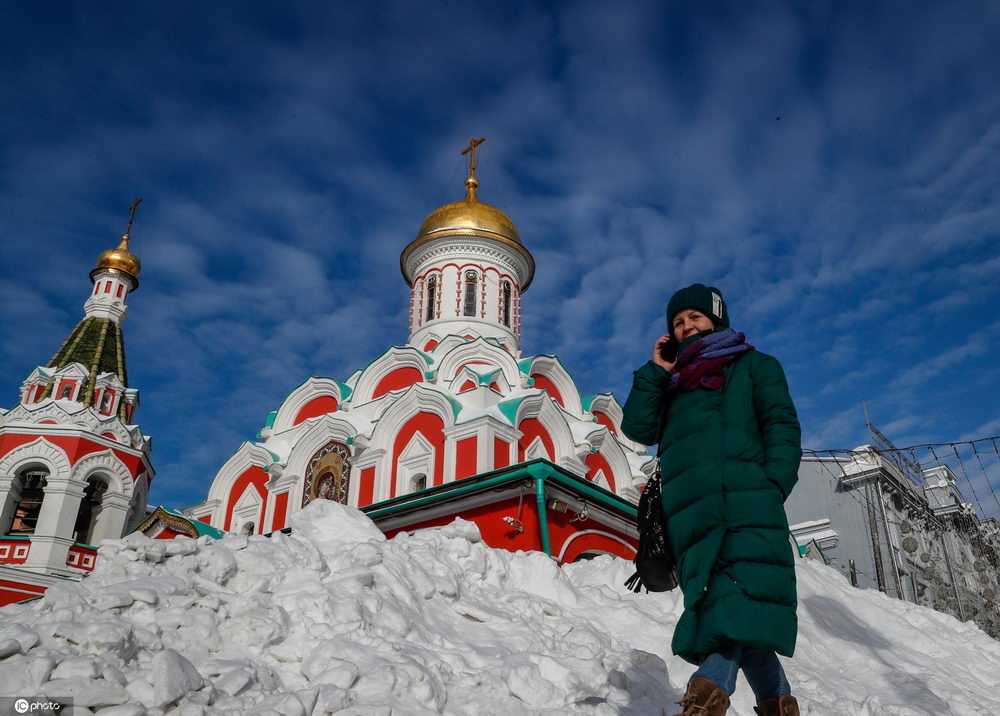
xmin=271 ymin=377 xmax=345 ymax=434
xmin=436 ymin=338 xmax=521 ymax=391
xmin=71 ymin=449 xmax=133 ymax=498
xmin=524 ymin=355 xmax=584 ymax=418
xmin=556 ymin=530 xmax=637 ymax=562
xmin=0 ymin=437 xmax=72 ymax=481
xmin=351 ymin=346 xmax=432 ymax=405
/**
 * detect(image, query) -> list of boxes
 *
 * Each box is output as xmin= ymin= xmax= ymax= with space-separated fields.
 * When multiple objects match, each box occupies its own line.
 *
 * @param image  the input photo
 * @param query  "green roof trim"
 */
xmin=518 ymin=358 xmax=533 ymax=374
xmin=497 ymin=396 xmax=528 ymax=425
xmin=263 ymin=411 xmax=277 ymax=428
xmin=581 ymin=395 xmax=595 ymax=412
xmin=363 ymin=458 xmax=637 ymax=522
xmin=163 ymin=507 xmax=225 ymax=539
xmin=338 ymin=381 xmax=354 ymax=400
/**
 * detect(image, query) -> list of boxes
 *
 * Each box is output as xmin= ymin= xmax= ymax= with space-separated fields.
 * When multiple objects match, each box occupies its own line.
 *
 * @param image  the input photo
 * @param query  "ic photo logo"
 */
xmin=6 ymin=697 xmax=65 ymax=714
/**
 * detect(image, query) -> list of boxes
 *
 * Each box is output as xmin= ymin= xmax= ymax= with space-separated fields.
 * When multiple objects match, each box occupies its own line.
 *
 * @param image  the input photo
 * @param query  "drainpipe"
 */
xmin=534 ymin=472 xmax=552 ymax=558
xmin=940 ymin=527 xmax=966 ymax=621
xmin=875 ymin=479 xmax=905 ymax=600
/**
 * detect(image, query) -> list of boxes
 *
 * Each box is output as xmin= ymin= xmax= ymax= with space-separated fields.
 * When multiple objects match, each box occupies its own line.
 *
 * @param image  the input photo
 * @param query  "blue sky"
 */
xmin=1 ymin=1 xmax=999 ymax=513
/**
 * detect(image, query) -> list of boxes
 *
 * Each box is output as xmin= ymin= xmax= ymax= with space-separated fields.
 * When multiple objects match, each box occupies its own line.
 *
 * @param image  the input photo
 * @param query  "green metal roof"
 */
xmin=43 ymin=316 xmax=128 ymax=419
xmin=162 ymin=507 xmax=225 ymax=539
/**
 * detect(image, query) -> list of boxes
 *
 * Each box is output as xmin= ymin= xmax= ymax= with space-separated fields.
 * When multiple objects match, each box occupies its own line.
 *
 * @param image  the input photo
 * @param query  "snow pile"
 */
xmin=2 ymin=500 xmax=999 ymax=715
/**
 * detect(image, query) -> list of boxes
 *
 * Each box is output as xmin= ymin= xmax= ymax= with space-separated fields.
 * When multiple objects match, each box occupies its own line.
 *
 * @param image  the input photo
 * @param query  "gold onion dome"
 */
xmin=415 ymin=176 xmax=522 ymax=245
xmin=95 ymin=235 xmax=141 ymax=278
xmin=401 ymin=140 xmax=535 ymax=290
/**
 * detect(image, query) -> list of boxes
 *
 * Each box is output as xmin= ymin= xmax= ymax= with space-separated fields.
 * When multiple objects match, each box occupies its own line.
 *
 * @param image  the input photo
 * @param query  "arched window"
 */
xmin=411 ymin=473 xmax=427 ymax=492
xmin=100 ymin=392 xmax=114 ymax=413
xmin=502 ymin=282 xmax=512 ymax=327
xmin=73 ymin=477 xmax=108 ymax=544
xmin=58 ymin=383 xmax=74 ymax=400
xmin=425 ymin=276 xmax=437 ymax=322
xmin=463 ymin=271 xmax=478 ymax=317
xmin=4 ymin=470 xmax=48 ymax=535
xmin=240 ymin=521 xmax=255 ymax=536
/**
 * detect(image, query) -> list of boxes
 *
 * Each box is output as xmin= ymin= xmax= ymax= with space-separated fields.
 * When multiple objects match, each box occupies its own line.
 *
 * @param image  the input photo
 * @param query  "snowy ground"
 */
xmin=2 ymin=501 xmax=999 ymax=715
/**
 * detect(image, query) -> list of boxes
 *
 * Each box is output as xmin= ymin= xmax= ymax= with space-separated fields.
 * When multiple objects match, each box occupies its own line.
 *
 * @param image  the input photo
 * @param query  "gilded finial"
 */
xmin=461 ymin=137 xmax=486 ymax=201
xmin=93 ymin=198 xmax=143 ymax=280
xmin=122 ymin=197 xmax=143 ymax=244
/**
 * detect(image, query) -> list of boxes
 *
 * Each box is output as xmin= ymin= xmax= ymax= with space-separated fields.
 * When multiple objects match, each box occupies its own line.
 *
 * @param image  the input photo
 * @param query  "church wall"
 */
xmin=530 ymin=374 xmax=564 ymax=408
xmin=390 ymin=412 xmax=446 ymax=498
xmin=224 ymin=466 xmax=268 ymax=532
xmin=455 ymin=437 xmax=478 ymax=480
xmin=373 ymin=366 xmax=424 ymax=399
xmin=271 ymin=491 xmax=289 ymax=531
xmin=293 ymin=396 xmax=338 ymax=426
xmin=357 ymin=467 xmax=376 ymax=507
xmin=0 ymin=576 xmax=47 ymax=606
xmin=593 ymin=411 xmax=618 ymax=437
xmin=517 ymin=418 xmax=555 ymax=462
xmin=585 ymin=452 xmax=617 ymax=493
xmin=0 ymin=434 xmax=143 ymax=479
xmin=381 ymin=495 xmax=543 ymax=553
xmin=494 ymin=438 xmax=511 ymax=470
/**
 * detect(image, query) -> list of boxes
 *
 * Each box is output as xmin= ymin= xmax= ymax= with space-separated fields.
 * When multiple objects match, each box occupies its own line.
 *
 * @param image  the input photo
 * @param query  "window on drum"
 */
xmin=463 ymin=271 xmax=477 ymax=317
xmin=426 ymin=276 xmax=437 ymax=322
xmin=502 ymin=282 xmax=512 ymax=327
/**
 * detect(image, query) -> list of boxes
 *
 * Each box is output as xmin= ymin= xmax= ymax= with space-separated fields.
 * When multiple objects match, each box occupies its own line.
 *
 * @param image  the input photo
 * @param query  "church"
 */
xmin=179 ymin=139 xmax=649 ymax=559
xmin=0 ymin=142 xmax=650 ymax=604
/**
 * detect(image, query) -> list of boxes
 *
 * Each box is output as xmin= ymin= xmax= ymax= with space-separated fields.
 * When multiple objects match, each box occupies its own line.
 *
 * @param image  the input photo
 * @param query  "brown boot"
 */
xmin=754 ymin=694 xmax=800 ymax=716
xmin=674 ymin=677 xmax=730 ymax=716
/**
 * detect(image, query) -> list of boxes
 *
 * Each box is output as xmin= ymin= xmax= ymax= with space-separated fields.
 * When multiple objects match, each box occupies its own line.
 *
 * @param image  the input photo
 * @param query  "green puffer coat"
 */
xmin=622 ymin=336 xmax=801 ymax=664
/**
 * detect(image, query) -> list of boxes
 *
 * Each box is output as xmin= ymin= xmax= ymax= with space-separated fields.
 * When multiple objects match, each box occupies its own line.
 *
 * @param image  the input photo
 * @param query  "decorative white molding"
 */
xmin=436 ymin=338 xmax=521 ymax=391
xmin=556 ymin=530 xmax=637 ymax=562
xmin=0 ymin=438 xmax=72 ymax=481
xmin=1 ymin=401 xmax=136 ymax=446
xmin=524 ymin=355 xmax=584 ymax=418
xmin=351 ymin=346 xmax=432 ymax=405
xmin=404 ymin=238 xmax=531 ymax=288
xmin=281 ymin=415 xmax=358 ymax=485
xmin=271 ymin=377 xmax=345 ymax=434
xmin=204 ymin=442 xmax=274 ymax=524
xmin=70 ymin=449 xmax=134 ymax=498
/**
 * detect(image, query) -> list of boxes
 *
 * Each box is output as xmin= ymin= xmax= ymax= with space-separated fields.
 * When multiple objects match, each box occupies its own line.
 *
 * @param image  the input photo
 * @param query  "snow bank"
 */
xmin=2 ymin=500 xmax=999 ymax=715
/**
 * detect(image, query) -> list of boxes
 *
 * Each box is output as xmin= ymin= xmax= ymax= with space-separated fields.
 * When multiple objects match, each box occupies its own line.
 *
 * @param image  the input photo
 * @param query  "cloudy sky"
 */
xmin=2 ymin=1 xmax=999 ymax=512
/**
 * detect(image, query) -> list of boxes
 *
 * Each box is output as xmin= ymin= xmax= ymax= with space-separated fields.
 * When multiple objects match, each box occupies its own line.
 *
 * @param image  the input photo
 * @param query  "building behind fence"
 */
xmin=786 ymin=434 xmax=1000 ymax=639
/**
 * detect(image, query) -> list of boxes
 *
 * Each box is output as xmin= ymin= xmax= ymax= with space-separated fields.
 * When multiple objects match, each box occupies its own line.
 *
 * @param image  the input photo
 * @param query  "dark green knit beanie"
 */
xmin=666 ymin=283 xmax=729 ymax=330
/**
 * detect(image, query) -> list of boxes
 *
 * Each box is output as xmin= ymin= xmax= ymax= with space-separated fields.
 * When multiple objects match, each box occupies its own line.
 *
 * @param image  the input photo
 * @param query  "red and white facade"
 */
xmin=188 ymin=162 xmax=654 ymax=562
xmin=0 ymin=234 xmax=153 ymax=605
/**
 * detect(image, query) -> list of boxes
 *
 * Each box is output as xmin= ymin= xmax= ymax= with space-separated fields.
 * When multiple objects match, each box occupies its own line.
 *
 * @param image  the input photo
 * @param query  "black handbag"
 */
xmin=624 ymin=469 xmax=678 ymax=593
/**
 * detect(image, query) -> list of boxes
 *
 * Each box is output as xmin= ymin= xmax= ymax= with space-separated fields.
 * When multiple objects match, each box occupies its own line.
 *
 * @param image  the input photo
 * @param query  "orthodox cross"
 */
xmin=124 ymin=197 xmax=143 ymax=238
xmin=461 ymin=137 xmax=486 ymax=179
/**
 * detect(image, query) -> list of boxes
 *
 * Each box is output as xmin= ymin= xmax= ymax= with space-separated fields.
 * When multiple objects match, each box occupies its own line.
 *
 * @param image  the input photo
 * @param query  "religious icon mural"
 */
xmin=302 ymin=440 xmax=352 ymax=506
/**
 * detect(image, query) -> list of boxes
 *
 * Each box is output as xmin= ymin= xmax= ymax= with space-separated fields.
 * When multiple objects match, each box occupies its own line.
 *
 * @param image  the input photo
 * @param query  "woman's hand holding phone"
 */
xmin=652 ymin=333 xmax=677 ymax=371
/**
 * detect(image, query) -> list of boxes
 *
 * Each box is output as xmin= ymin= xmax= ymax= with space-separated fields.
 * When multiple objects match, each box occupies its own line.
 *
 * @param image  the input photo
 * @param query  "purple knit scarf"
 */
xmin=668 ymin=328 xmax=754 ymax=394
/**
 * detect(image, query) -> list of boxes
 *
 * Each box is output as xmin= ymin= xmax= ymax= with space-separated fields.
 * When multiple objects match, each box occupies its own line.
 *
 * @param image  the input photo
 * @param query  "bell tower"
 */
xmin=400 ymin=138 xmax=535 ymax=353
xmin=0 ymin=200 xmax=154 ymax=601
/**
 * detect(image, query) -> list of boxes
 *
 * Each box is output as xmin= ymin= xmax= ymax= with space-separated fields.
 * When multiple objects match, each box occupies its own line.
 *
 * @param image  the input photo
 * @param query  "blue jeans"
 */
xmin=690 ymin=643 xmax=791 ymax=701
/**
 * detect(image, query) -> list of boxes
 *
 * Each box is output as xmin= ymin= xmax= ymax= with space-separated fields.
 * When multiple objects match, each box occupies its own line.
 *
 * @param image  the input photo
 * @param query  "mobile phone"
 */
xmin=659 ymin=335 xmax=678 ymax=362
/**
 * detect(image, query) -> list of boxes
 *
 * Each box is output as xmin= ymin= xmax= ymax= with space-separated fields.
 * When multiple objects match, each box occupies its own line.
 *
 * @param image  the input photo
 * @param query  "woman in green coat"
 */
xmin=622 ymin=284 xmax=802 ymax=716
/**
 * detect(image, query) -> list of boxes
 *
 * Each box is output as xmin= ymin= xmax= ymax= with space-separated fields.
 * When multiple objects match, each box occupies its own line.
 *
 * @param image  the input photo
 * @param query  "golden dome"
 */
xmin=401 ymin=176 xmax=535 ymax=290
xmin=95 ymin=235 xmax=141 ymax=278
xmin=416 ymin=177 xmax=521 ymax=245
